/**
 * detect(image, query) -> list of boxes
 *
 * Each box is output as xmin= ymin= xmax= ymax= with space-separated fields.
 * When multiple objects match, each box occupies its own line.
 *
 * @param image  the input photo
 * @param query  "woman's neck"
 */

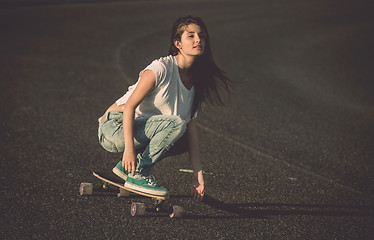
xmin=175 ymin=54 xmax=196 ymax=71
xmin=175 ymin=53 xmax=195 ymax=90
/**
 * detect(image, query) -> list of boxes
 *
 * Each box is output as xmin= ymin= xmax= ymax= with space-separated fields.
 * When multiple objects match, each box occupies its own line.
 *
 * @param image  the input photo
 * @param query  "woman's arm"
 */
xmin=122 ymin=70 xmax=156 ymax=175
xmin=187 ymin=118 xmax=205 ymax=202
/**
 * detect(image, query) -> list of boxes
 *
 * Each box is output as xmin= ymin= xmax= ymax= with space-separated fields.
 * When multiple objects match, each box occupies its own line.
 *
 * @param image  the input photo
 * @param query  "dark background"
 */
xmin=1 ymin=0 xmax=373 ymax=239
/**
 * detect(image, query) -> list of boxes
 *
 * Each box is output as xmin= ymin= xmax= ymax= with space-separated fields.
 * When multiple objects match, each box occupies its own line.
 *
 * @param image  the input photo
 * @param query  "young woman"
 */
xmin=97 ymin=16 xmax=231 ymax=202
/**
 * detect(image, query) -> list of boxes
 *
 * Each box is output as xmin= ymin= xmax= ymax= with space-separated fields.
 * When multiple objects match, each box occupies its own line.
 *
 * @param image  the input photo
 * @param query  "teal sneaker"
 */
xmin=124 ymin=174 xmax=169 ymax=196
xmin=112 ymin=161 xmax=128 ymax=181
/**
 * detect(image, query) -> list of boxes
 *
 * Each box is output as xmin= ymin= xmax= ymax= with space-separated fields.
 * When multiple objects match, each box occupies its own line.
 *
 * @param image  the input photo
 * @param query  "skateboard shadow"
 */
xmin=182 ymin=194 xmax=374 ymax=219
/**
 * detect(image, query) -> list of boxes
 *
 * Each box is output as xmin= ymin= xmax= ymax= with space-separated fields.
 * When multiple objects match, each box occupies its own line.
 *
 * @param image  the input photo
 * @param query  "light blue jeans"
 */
xmin=98 ymin=111 xmax=187 ymax=176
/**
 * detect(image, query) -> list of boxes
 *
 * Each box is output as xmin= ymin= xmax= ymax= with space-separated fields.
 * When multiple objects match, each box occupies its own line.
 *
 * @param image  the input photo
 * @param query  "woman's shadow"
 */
xmin=171 ymin=194 xmax=374 ymax=219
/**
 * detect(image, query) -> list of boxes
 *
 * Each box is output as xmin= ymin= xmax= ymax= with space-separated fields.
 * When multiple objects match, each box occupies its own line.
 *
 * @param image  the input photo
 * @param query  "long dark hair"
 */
xmin=168 ymin=16 xmax=232 ymax=117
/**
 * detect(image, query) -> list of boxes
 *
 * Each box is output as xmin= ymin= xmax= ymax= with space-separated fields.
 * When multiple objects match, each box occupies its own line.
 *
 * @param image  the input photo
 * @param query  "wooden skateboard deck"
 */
xmin=80 ymin=172 xmax=184 ymax=217
xmin=92 ymin=171 xmax=168 ymax=200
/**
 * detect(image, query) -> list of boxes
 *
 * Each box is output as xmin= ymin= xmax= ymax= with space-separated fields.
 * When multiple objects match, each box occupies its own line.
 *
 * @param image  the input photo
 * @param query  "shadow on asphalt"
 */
xmin=190 ymin=195 xmax=374 ymax=219
xmin=126 ymin=194 xmax=374 ymax=219
xmin=84 ymin=190 xmax=374 ymax=219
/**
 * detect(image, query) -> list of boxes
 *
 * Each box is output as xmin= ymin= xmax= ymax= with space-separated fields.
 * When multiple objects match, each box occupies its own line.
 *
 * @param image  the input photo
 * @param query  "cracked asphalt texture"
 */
xmin=1 ymin=0 xmax=373 ymax=239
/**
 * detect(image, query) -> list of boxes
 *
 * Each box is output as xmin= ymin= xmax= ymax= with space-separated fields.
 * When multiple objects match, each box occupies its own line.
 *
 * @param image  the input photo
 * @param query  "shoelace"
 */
xmin=144 ymin=175 xmax=157 ymax=186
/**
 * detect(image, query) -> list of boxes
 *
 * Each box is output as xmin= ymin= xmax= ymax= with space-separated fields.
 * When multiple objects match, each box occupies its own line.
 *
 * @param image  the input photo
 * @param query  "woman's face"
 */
xmin=175 ymin=23 xmax=205 ymax=57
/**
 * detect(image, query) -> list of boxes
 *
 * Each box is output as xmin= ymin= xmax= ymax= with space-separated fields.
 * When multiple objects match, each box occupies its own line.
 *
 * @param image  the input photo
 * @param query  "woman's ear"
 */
xmin=174 ymin=40 xmax=181 ymax=50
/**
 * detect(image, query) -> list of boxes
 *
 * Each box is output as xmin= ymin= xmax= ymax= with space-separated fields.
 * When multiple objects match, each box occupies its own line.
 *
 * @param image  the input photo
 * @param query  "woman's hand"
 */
xmin=191 ymin=172 xmax=204 ymax=202
xmin=122 ymin=149 xmax=136 ymax=176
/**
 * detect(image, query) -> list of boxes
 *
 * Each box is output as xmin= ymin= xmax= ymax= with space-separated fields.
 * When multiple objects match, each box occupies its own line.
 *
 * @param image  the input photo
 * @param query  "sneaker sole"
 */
xmin=124 ymin=181 xmax=168 ymax=196
xmin=112 ymin=167 xmax=128 ymax=181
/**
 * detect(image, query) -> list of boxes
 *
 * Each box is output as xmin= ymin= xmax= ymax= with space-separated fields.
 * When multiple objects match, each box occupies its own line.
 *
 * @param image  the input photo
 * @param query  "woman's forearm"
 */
xmin=187 ymin=119 xmax=202 ymax=174
xmin=187 ymin=119 xmax=205 ymax=202
xmin=122 ymin=104 xmax=135 ymax=153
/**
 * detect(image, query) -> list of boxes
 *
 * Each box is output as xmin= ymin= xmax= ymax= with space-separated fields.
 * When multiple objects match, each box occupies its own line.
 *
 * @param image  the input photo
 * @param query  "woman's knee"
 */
xmin=99 ymin=135 xmax=119 ymax=153
xmin=170 ymin=115 xmax=187 ymax=138
xmin=98 ymin=121 xmax=124 ymax=153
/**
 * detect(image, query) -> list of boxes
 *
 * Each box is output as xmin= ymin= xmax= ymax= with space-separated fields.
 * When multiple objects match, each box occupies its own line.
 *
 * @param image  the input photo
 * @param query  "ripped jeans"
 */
xmin=98 ymin=111 xmax=188 ymax=176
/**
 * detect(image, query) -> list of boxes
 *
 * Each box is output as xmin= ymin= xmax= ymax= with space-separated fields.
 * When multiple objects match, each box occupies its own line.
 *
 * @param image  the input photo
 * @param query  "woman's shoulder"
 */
xmin=152 ymin=55 xmax=175 ymax=70
xmin=143 ymin=55 xmax=175 ymax=85
xmin=145 ymin=55 xmax=175 ymax=77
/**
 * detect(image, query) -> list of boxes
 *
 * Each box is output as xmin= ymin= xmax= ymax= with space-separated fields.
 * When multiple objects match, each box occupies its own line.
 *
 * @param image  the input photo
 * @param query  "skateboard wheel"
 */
xmin=79 ymin=183 xmax=93 ymax=195
xmin=102 ymin=182 xmax=109 ymax=190
xmin=117 ymin=188 xmax=130 ymax=197
xmin=131 ymin=202 xmax=146 ymax=216
xmin=169 ymin=205 xmax=184 ymax=218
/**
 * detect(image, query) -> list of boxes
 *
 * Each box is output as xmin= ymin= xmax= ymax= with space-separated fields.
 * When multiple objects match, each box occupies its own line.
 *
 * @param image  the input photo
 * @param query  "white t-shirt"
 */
xmin=116 ymin=55 xmax=196 ymax=123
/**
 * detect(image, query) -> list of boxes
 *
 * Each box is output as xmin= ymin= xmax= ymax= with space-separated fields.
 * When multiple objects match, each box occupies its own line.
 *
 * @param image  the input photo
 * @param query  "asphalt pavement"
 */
xmin=0 ymin=0 xmax=373 ymax=239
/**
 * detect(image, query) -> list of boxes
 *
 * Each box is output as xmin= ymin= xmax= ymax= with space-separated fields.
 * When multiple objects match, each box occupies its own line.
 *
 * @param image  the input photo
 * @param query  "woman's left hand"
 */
xmin=191 ymin=172 xmax=205 ymax=202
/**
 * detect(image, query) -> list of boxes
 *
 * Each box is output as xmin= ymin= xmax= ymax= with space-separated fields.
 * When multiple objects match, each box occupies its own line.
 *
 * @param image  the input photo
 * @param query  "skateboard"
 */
xmin=79 ymin=171 xmax=184 ymax=218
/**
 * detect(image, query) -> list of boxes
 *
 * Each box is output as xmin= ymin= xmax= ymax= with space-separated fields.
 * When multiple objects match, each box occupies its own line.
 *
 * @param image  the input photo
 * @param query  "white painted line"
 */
xmin=179 ymin=169 xmax=213 ymax=175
